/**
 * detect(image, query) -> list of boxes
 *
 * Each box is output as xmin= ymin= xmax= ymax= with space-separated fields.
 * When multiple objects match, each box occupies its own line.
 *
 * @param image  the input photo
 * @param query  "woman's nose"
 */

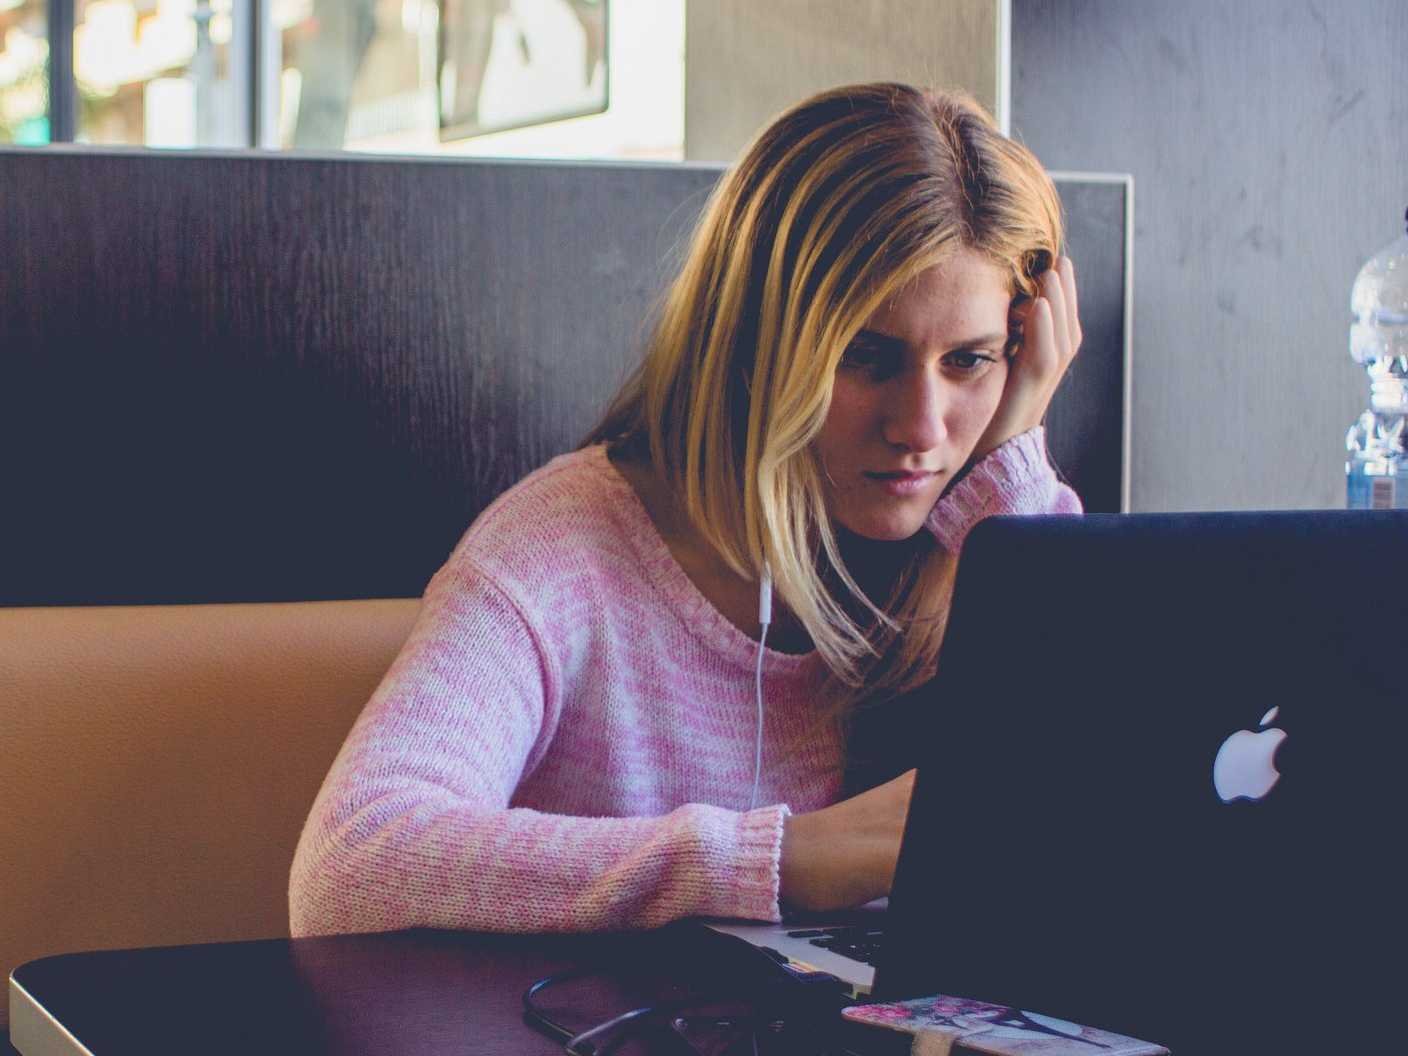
xmin=880 ymin=370 xmax=948 ymax=453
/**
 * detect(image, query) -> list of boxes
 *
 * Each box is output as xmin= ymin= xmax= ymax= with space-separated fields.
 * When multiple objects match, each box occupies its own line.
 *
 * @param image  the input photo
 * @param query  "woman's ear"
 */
xmin=1023 ymin=247 xmax=1053 ymax=281
xmin=1005 ymin=293 xmax=1032 ymax=358
xmin=1008 ymin=247 xmax=1055 ymax=356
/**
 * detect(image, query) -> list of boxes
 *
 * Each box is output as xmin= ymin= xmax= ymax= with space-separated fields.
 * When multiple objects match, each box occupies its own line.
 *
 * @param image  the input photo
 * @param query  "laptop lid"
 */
xmin=874 ymin=511 xmax=1408 ymax=1054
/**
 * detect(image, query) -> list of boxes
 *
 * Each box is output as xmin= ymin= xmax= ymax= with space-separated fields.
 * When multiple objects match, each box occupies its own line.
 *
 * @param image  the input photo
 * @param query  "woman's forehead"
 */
xmin=866 ymin=250 xmax=1012 ymax=343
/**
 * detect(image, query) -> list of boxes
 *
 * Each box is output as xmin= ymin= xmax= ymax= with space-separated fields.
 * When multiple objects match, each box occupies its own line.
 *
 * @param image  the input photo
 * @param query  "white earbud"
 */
xmin=749 ymin=565 xmax=773 ymax=812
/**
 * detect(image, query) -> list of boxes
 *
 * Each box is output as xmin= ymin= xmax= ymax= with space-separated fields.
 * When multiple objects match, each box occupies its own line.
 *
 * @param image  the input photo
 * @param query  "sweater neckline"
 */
xmin=589 ymin=445 xmax=823 ymax=680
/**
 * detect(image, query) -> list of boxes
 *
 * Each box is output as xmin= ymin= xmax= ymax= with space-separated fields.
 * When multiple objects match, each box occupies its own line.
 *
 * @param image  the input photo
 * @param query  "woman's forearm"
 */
xmin=778 ymin=769 xmax=915 ymax=912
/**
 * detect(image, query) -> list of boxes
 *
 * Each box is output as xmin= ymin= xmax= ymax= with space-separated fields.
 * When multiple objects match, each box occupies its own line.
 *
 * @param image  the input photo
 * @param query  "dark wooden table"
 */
xmin=9 ymin=927 xmax=860 ymax=1056
xmin=12 ymin=930 xmax=577 ymax=1055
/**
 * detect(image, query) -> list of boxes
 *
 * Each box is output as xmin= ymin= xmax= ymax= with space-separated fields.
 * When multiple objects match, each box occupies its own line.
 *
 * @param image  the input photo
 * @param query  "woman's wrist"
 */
xmin=779 ymin=809 xmax=825 ymax=911
xmin=780 ymin=808 xmax=868 ymax=912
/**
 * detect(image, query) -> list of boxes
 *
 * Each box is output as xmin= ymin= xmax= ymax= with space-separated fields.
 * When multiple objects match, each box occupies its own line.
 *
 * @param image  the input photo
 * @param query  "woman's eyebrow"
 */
xmin=854 ymin=328 xmax=906 ymax=349
xmin=950 ymin=331 xmax=1009 ymax=350
xmin=859 ymin=327 xmax=1008 ymax=350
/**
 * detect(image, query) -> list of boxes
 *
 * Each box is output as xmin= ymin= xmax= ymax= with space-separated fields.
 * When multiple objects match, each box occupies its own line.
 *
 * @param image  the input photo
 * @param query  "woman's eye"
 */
xmin=840 ymin=342 xmax=898 ymax=377
xmin=945 ymin=350 xmax=997 ymax=373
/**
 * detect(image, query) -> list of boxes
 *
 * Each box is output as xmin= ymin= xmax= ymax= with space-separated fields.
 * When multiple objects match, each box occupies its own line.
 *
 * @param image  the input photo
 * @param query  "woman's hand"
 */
xmin=972 ymin=255 xmax=1083 ymax=462
xmin=779 ymin=769 xmax=915 ymax=912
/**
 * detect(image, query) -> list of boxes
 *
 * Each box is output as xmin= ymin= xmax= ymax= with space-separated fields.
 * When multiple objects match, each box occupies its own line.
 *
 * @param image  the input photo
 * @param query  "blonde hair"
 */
xmin=586 ymin=82 xmax=1063 ymax=709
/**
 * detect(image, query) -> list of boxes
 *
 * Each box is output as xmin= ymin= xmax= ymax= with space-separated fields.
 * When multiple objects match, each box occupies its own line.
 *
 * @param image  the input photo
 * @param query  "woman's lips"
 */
xmin=864 ymin=470 xmax=938 ymax=497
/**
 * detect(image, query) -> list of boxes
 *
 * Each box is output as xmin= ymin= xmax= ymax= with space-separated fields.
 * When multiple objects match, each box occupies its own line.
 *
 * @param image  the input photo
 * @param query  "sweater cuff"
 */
xmin=924 ymin=427 xmax=1081 ymax=554
xmin=721 ymin=804 xmax=791 ymax=923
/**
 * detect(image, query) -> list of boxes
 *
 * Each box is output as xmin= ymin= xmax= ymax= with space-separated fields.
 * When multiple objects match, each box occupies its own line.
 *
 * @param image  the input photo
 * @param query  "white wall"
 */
xmin=1013 ymin=0 xmax=1407 ymax=511
xmin=684 ymin=0 xmax=1002 ymax=162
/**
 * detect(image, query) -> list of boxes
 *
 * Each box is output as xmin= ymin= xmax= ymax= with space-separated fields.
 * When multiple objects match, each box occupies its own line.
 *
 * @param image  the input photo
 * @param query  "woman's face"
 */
xmin=814 ymin=247 xmax=1013 ymax=542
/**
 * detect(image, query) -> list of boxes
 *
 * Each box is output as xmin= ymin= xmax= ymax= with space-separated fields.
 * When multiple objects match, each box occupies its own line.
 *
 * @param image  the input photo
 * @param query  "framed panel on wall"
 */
xmin=437 ymin=0 xmax=608 ymax=141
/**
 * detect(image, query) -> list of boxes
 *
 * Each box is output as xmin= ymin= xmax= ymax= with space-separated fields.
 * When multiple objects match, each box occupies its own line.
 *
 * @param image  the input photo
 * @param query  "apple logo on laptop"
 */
xmin=1213 ymin=706 xmax=1287 ymax=803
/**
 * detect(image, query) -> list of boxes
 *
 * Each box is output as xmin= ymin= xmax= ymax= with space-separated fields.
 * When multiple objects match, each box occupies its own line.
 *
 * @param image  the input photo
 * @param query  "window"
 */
xmin=275 ymin=0 xmax=436 ymax=150
xmin=9 ymin=0 xmax=682 ymax=159
xmin=0 ymin=0 xmax=49 ymax=144
xmin=74 ymin=0 xmax=247 ymax=147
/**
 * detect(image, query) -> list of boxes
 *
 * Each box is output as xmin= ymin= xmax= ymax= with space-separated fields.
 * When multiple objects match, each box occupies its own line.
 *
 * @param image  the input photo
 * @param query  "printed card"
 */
xmin=842 ymin=993 xmax=1168 ymax=1055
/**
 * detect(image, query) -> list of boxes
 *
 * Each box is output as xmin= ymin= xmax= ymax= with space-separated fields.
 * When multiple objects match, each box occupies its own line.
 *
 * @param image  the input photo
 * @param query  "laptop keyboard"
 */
xmin=787 ymin=926 xmax=886 ymax=966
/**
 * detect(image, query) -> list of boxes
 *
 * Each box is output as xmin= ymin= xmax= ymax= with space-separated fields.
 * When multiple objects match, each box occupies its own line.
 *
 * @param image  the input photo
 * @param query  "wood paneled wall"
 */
xmin=0 ymin=150 xmax=716 ymax=604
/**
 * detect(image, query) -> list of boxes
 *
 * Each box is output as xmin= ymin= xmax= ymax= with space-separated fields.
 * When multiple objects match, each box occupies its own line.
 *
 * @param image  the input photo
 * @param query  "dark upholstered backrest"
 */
xmin=0 ymin=150 xmax=1127 ymax=606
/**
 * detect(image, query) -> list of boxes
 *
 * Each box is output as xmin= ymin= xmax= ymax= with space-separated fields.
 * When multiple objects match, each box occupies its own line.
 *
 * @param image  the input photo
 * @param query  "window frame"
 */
xmin=46 ymin=0 xmax=263 ymax=147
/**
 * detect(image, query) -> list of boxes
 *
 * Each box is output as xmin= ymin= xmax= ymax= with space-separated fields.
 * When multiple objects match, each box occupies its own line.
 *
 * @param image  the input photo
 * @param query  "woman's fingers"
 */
xmin=970 ymin=256 xmax=1083 ymax=462
xmin=1025 ymin=256 xmax=1081 ymax=386
xmin=1031 ymin=292 xmax=1058 ymax=375
xmin=1058 ymin=255 xmax=1082 ymax=352
xmin=1039 ymin=267 xmax=1070 ymax=365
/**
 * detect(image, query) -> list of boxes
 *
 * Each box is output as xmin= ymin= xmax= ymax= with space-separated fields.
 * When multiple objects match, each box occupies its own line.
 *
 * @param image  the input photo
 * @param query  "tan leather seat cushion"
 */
xmin=0 ymin=599 xmax=419 ymax=1026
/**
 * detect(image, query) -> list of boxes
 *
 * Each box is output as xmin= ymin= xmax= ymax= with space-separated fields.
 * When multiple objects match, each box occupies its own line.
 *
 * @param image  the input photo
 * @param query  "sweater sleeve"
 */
xmin=924 ymin=426 xmax=1083 ymax=553
xmin=288 ymin=555 xmax=789 ymax=938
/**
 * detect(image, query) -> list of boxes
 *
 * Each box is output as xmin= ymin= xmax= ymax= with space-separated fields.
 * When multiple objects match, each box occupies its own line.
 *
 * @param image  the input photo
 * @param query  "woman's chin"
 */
xmin=833 ymin=506 xmax=931 ymax=543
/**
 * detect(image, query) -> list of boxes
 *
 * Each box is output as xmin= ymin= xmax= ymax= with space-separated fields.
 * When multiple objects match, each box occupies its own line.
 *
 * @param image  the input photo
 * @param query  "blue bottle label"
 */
xmin=1348 ymin=466 xmax=1407 ymax=509
xmin=1371 ymin=476 xmax=1396 ymax=509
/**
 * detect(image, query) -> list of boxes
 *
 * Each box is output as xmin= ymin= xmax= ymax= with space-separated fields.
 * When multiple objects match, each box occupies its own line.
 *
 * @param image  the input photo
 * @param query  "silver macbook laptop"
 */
xmin=705 ymin=898 xmax=888 ymax=995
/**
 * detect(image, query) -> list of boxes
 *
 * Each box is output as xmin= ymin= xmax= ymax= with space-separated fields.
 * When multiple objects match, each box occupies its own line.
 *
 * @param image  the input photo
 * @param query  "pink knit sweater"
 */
xmin=288 ymin=428 xmax=1080 ymax=937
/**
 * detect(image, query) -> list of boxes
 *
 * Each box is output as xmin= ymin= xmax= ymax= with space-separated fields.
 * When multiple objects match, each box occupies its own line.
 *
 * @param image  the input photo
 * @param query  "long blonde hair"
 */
xmin=586 ymin=82 xmax=1063 ymax=709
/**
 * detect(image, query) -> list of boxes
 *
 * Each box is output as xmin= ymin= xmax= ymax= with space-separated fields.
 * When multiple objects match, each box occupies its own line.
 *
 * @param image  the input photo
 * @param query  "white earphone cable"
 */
xmin=749 ymin=565 xmax=773 ymax=812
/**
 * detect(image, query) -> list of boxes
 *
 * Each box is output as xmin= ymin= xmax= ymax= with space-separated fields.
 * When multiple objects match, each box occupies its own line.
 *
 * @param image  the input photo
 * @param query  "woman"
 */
xmin=289 ymin=82 xmax=1082 ymax=937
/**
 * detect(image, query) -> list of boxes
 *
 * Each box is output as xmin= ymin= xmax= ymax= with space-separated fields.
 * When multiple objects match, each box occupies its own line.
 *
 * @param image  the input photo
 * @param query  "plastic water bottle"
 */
xmin=1346 ymin=208 xmax=1408 ymax=509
